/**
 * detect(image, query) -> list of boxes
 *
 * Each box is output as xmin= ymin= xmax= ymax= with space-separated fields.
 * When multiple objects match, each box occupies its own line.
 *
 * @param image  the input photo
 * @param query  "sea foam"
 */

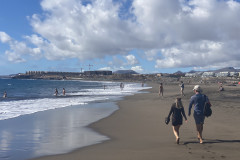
xmin=0 ymin=82 xmax=150 ymax=121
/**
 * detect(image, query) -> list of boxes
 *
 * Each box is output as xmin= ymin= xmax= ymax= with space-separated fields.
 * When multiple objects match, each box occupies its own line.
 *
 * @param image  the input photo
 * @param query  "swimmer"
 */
xmin=55 ymin=88 xmax=58 ymax=96
xmin=3 ymin=91 xmax=7 ymax=98
xmin=62 ymin=88 xmax=66 ymax=96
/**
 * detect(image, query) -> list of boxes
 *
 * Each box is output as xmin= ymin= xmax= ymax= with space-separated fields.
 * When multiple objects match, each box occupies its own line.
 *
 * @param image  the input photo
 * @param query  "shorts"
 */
xmin=194 ymin=113 xmax=205 ymax=124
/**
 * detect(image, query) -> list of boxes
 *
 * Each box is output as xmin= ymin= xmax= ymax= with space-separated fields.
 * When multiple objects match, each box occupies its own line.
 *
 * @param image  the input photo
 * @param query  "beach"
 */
xmin=31 ymin=82 xmax=240 ymax=160
xmin=0 ymin=79 xmax=147 ymax=160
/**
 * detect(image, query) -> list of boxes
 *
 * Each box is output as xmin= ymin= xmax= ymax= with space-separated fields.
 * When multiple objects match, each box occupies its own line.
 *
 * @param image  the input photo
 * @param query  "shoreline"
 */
xmin=0 ymin=80 xmax=147 ymax=160
xmin=0 ymin=101 xmax=119 ymax=160
xmin=32 ymin=82 xmax=240 ymax=160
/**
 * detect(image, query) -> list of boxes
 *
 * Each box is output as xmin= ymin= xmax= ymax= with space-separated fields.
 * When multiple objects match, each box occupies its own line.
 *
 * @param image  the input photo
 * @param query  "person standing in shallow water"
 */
xmin=167 ymin=98 xmax=187 ymax=144
xmin=159 ymin=83 xmax=163 ymax=97
xmin=120 ymin=83 xmax=124 ymax=91
xmin=62 ymin=88 xmax=66 ymax=96
xmin=3 ymin=91 xmax=7 ymax=98
xmin=55 ymin=88 xmax=58 ymax=96
xmin=188 ymin=85 xmax=210 ymax=144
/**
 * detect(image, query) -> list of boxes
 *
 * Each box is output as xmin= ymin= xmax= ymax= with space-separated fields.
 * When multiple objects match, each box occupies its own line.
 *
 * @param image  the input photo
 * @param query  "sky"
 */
xmin=1 ymin=0 xmax=240 ymax=75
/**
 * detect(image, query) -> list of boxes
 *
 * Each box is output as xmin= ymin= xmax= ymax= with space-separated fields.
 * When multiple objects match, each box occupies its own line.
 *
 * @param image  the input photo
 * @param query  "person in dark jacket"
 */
xmin=159 ymin=83 xmax=163 ymax=97
xmin=188 ymin=85 xmax=209 ymax=144
xmin=167 ymin=98 xmax=187 ymax=144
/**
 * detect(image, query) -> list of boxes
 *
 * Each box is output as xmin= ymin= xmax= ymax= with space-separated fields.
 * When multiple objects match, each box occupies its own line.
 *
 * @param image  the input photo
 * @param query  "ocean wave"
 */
xmin=0 ymin=81 xmax=150 ymax=121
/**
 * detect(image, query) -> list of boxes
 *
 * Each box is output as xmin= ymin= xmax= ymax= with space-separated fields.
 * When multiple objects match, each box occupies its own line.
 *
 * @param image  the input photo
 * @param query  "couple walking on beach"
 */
xmin=167 ymin=85 xmax=210 ymax=144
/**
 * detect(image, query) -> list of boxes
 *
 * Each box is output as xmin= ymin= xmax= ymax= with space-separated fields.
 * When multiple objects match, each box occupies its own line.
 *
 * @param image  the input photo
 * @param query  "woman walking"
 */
xmin=167 ymin=98 xmax=187 ymax=144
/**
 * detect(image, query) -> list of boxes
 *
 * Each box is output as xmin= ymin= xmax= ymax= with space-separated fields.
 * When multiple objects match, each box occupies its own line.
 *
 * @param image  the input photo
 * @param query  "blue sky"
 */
xmin=1 ymin=0 xmax=240 ymax=75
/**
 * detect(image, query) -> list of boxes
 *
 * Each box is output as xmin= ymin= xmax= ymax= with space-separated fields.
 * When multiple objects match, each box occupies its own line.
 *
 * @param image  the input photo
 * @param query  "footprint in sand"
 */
xmin=220 ymin=155 xmax=226 ymax=159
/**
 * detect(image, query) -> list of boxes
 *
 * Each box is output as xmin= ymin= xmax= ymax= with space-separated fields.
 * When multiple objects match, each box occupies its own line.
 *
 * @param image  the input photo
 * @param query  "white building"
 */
xmin=202 ymin=72 xmax=215 ymax=77
xmin=185 ymin=73 xmax=197 ymax=77
xmin=229 ymin=72 xmax=239 ymax=77
xmin=216 ymin=72 xmax=229 ymax=77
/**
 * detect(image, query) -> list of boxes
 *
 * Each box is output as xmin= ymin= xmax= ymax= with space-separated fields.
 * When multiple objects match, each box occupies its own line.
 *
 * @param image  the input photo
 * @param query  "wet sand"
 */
xmin=0 ymin=102 xmax=118 ymax=160
xmin=32 ymin=82 xmax=240 ymax=160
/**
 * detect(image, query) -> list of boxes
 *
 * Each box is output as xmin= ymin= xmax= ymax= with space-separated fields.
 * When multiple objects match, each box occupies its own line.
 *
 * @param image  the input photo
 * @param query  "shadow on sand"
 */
xmin=183 ymin=139 xmax=240 ymax=145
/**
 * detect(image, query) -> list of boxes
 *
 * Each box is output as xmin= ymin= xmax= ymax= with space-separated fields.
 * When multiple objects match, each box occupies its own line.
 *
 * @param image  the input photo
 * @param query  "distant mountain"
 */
xmin=213 ymin=67 xmax=240 ymax=73
xmin=174 ymin=71 xmax=183 ymax=74
xmin=114 ymin=70 xmax=139 ymax=74
xmin=188 ymin=70 xmax=198 ymax=73
xmin=187 ymin=67 xmax=240 ymax=73
xmin=0 ymin=75 xmax=11 ymax=78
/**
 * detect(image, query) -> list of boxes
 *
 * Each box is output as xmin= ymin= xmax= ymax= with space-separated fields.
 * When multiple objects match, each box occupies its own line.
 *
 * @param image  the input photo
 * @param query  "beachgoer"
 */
xmin=159 ymin=83 xmax=163 ymax=96
xmin=55 ymin=88 xmax=58 ymax=96
xmin=62 ymin=88 xmax=66 ymax=96
xmin=167 ymin=98 xmax=187 ymax=144
xmin=179 ymin=81 xmax=185 ymax=96
xmin=188 ymin=85 xmax=210 ymax=144
xmin=3 ymin=91 xmax=7 ymax=98
xmin=142 ymin=82 xmax=144 ymax=87
xmin=120 ymin=83 xmax=124 ymax=91
xmin=219 ymin=85 xmax=224 ymax=91
xmin=218 ymin=82 xmax=224 ymax=91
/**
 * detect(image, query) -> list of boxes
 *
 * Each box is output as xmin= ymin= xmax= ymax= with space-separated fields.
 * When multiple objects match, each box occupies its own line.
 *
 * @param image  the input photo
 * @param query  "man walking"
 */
xmin=188 ymin=85 xmax=210 ymax=144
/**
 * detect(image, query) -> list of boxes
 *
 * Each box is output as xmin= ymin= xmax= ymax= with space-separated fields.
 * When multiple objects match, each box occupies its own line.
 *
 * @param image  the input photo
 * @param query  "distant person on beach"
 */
xmin=218 ymin=85 xmax=224 ymax=91
xmin=218 ymin=82 xmax=224 ymax=91
xmin=3 ymin=91 xmax=7 ymax=98
xmin=62 ymin=88 xmax=66 ymax=96
xmin=188 ymin=85 xmax=210 ymax=144
xmin=179 ymin=81 xmax=185 ymax=96
xmin=159 ymin=83 xmax=163 ymax=96
xmin=167 ymin=98 xmax=187 ymax=144
xmin=120 ymin=83 xmax=124 ymax=91
xmin=55 ymin=88 xmax=58 ymax=96
xmin=142 ymin=82 xmax=144 ymax=87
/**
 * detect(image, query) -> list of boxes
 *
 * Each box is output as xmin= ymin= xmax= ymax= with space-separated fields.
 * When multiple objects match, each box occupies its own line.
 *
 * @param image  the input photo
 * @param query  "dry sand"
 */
xmin=32 ymin=82 xmax=240 ymax=160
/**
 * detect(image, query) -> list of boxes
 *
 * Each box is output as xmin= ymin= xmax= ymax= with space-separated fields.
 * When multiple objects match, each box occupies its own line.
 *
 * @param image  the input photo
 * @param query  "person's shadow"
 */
xmin=183 ymin=139 xmax=240 ymax=145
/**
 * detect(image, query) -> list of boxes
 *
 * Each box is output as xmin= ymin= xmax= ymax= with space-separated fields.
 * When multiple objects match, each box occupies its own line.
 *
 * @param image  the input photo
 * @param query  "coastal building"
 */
xmin=229 ymin=72 xmax=239 ymax=77
xmin=26 ymin=71 xmax=81 ymax=76
xmin=202 ymin=72 xmax=215 ymax=77
xmin=185 ymin=73 xmax=197 ymax=77
xmin=215 ymin=72 xmax=230 ymax=77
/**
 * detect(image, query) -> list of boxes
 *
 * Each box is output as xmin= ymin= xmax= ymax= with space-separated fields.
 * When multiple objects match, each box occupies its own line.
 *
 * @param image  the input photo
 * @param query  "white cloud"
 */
xmin=2 ymin=0 xmax=240 ymax=70
xmin=131 ymin=65 xmax=143 ymax=73
xmin=144 ymin=49 xmax=159 ymax=61
xmin=5 ymin=50 xmax=26 ymax=63
xmin=155 ymin=40 xmax=240 ymax=69
xmin=125 ymin=54 xmax=138 ymax=65
xmin=0 ymin=32 xmax=42 ymax=63
xmin=0 ymin=32 xmax=11 ymax=43
xmin=29 ymin=0 xmax=138 ymax=61
xmin=98 ymin=67 xmax=111 ymax=70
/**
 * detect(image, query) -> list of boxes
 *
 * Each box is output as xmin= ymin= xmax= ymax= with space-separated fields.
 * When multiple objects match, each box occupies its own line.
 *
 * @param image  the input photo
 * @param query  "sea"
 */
xmin=0 ymin=78 xmax=150 ymax=160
